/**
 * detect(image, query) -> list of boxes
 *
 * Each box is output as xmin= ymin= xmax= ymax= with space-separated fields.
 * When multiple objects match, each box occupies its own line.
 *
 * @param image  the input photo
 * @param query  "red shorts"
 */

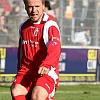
xmin=11 ymin=74 xmax=55 ymax=100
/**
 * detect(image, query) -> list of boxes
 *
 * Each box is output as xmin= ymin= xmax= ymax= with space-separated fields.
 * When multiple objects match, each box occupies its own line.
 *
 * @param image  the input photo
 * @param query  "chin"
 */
xmin=30 ymin=18 xmax=38 ymax=23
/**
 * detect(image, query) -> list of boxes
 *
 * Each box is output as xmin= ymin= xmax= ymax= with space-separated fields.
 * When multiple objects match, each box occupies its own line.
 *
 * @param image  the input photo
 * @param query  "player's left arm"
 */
xmin=38 ymin=25 xmax=61 ymax=75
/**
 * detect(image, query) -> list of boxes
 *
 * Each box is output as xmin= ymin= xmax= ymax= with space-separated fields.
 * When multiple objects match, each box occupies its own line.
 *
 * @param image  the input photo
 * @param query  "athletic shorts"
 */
xmin=11 ymin=74 xmax=55 ymax=100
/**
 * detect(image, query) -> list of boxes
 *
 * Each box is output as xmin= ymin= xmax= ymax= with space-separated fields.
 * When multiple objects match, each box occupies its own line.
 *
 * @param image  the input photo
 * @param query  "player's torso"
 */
xmin=21 ymin=20 xmax=47 ymax=65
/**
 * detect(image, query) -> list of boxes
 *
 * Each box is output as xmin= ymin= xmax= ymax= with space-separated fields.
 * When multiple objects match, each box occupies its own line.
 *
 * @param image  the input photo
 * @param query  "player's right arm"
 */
xmin=17 ymin=37 xmax=22 ymax=71
xmin=17 ymin=23 xmax=23 ymax=71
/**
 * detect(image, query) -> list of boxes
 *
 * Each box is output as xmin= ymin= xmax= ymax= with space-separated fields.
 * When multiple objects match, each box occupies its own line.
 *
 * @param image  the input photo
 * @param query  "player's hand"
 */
xmin=38 ymin=66 xmax=49 ymax=76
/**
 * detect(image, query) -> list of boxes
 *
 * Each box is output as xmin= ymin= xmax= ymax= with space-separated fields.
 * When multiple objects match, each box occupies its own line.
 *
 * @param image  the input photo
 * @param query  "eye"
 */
xmin=28 ymin=6 xmax=33 ymax=9
xmin=35 ymin=5 xmax=39 ymax=8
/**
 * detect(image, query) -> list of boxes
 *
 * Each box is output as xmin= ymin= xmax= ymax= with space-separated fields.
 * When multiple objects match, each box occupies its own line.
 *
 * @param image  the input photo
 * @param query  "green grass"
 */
xmin=0 ymin=85 xmax=12 ymax=100
xmin=55 ymin=84 xmax=100 ymax=100
xmin=0 ymin=84 xmax=100 ymax=100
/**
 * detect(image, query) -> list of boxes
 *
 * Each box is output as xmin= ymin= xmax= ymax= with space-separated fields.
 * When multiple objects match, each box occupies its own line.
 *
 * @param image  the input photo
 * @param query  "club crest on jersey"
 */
xmin=34 ymin=28 xmax=39 ymax=36
xmin=52 ymin=35 xmax=58 ymax=46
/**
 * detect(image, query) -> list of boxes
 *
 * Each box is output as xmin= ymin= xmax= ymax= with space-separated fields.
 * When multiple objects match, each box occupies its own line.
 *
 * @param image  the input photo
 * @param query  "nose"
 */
xmin=31 ymin=6 xmax=36 ymax=12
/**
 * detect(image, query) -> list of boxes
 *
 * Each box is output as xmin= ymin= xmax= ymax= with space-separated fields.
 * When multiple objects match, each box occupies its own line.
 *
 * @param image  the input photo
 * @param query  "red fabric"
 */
xmin=12 ymin=74 xmax=55 ymax=100
xmin=13 ymin=95 xmax=26 ymax=100
xmin=0 ymin=0 xmax=12 ymax=12
xmin=48 ymin=14 xmax=55 ymax=20
xmin=36 ymin=75 xmax=54 ymax=94
xmin=15 ymin=13 xmax=60 ymax=100
xmin=46 ymin=97 xmax=54 ymax=100
xmin=17 ymin=13 xmax=61 ymax=76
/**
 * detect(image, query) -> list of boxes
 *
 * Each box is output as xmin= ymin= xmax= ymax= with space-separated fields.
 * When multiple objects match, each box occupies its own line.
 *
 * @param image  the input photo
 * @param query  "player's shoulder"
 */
xmin=44 ymin=15 xmax=58 ymax=27
xmin=43 ymin=12 xmax=56 ymax=23
xmin=20 ymin=19 xmax=31 ymax=29
xmin=47 ymin=14 xmax=55 ymax=20
xmin=21 ymin=19 xmax=30 ymax=26
xmin=19 ymin=19 xmax=30 ymax=33
xmin=44 ymin=16 xmax=60 ymax=31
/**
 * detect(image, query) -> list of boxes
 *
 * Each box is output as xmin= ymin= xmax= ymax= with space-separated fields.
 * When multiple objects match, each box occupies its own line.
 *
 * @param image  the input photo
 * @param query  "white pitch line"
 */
xmin=56 ymin=91 xmax=100 ymax=94
xmin=0 ymin=92 xmax=10 ymax=94
xmin=56 ymin=91 xmax=82 ymax=93
xmin=0 ymin=91 xmax=100 ymax=94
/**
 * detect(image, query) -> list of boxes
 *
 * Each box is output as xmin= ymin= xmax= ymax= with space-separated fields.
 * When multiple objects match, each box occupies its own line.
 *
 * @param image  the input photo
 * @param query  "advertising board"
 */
xmin=59 ymin=46 xmax=99 ymax=82
xmin=0 ymin=46 xmax=99 ymax=82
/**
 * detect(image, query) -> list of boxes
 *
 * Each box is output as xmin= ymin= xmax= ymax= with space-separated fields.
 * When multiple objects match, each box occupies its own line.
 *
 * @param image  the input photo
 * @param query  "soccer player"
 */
xmin=10 ymin=0 xmax=61 ymax=100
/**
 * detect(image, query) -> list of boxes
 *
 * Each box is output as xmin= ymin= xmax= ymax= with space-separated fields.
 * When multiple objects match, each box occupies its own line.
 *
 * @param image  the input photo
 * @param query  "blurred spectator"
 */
xmin=65 ymin=0 xmax=73 ymax=19
xmin=80 ymin=0 xmax=89 ymax=24
xmin=44 ymin=0 xmax=55 ymax=19
xmin=73 ymin=30 xmax=91 ymax=46
xmin=0 ymin=0 xmax=12 ymax=28
xmin=0 ymin=4 xmax=8 ymax=34
xmin=73 ymin=0 xmax=82 ymax=32
xmin=0 ymin=4 xmax=8 ymax=45
xmin=58 ymin=0 xmax=70 ymax=45
xmin=10 ymin=1 xmax=20 ymax=16
xmin=98 ymin=0 xmax=100 ymax=45
xmin=73 ymin=0 xmax=89 ymax=32
xmin=62 ymin=0 xmax=73 ymax=45
xmin=51 ymin=0 xmax=70 ymax=45
xmin=51 ymin=0 xmax=69 ymax=20
xmin=6 ymin=1 xmax=20 ymax=46
xmin=0 ymin=0 xmax=12 ymax=16
xmin=71 ymin=0 xmax=92 ymax=46
xmin=52 ymin=0 xmax=59 ymax=22
xmin=85 ymin=0 xmax=95 ymax=33
xmin=81 ymin=0 xmax=95 ymax=45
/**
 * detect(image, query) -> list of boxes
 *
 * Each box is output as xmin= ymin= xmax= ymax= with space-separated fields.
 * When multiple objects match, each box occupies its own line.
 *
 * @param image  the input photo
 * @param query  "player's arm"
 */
xmin=17 ymin=24 xmax=23 ymax=71
xmin=38 ymin=25 xmax=61 ymax=75
xmin=17 ymin=37 xmax=22 ymax=71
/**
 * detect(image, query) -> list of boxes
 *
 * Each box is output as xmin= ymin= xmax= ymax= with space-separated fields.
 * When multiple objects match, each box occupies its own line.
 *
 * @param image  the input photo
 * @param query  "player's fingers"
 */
xmin=41 ymin=68 xmax=44 ymax=75
xmin=41 ymin=67 xmax=49 ymax=75
xmin=44 ymin=68 xmax=49 ymax=75
xmin=38 ymin=67 xmax=49 ymax=75
xmin=38 ymin=67 xmax=43 ymax=75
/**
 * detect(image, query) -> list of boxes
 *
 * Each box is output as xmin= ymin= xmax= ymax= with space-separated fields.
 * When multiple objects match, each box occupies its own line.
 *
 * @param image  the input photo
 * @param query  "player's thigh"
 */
xmin=32 ymin=86 xmax=48 ymax=99
xmin=11 ymin=84 xmax=28 ymax=96
xmin=11 ymin=74 xmax=33 ymax=96
xmin=32 ymin=75 xmax=55 ymax=99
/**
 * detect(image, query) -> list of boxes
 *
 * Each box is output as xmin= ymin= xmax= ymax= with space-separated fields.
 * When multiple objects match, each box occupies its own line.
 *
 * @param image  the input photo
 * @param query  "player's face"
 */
xmin=25 ymin=0 xmax=44 ymax=22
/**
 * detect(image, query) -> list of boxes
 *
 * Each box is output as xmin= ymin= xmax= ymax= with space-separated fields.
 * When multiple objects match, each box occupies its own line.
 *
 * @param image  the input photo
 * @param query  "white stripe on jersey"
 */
xmin=43 ymin=20 xmax=60 ymax=47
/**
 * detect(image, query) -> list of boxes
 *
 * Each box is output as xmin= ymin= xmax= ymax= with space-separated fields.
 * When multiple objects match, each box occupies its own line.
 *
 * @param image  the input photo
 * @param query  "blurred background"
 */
xmin=0 ymin=0 xmax=100 ymax=47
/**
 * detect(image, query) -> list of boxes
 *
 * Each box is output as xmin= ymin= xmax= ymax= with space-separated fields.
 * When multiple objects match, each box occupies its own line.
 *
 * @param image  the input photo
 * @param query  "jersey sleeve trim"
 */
xmin=43 ymin=20 xmax=60 ymax=46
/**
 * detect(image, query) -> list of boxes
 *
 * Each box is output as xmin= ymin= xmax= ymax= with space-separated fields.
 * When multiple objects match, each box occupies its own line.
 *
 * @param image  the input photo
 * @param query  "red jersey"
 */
xmin=17 ymin=13 xmax=61 ymax=84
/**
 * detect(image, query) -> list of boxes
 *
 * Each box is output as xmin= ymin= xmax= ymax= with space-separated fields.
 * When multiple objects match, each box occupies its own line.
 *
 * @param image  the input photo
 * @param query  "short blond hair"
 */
xmin=23 ymin=0 xmax=45 ymax=5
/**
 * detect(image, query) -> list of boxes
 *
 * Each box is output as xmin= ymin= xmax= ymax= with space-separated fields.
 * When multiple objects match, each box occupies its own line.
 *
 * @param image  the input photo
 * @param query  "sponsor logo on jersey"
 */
xmin=30 ymin=26 xmax=35 ymax=29
xmin=22 ymin=40 xmax=39 ymax=47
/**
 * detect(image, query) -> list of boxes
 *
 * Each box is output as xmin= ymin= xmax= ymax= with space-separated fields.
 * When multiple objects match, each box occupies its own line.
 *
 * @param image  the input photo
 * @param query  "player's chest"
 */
xmin=22 ymin=25 xmax=44 ymax=41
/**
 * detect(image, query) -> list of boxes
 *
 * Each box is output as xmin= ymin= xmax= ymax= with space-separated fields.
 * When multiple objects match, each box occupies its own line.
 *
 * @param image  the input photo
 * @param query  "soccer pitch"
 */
xmin=0 ymin=84 xmax=100 ymax=100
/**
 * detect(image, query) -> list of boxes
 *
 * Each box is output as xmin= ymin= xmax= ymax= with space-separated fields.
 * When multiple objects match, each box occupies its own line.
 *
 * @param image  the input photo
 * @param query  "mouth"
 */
xmin=30 ymin=13 xmax=38 ymax=18
xmin=29 ymin=14 xmax=38 ymax=22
